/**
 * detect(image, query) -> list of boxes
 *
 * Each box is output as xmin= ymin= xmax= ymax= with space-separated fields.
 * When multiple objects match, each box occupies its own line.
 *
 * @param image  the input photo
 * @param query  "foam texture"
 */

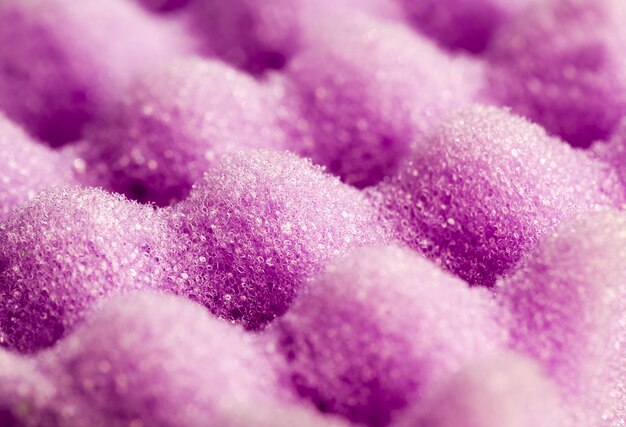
xmin=135 ymin=0 xmax=190 ymax=12
xmin=486 ymin=0 xmax=626 ymax=147
xmin=0 ymin=187 xmax=175 ymax=353
xmin=394 ymin=352 xmax=566 ymax=427
xmin=371 ymin=105 xmax=624 ymax=286
xmin=0 ymin=0 xmax=193 ymax=146
xmin=593 ymin=118 xmax=626 ymax=192
xmin=0 ymin=115 xmax=76 ymax=221
xmin=1 ymin=292 xmax=347 ymax=427
xmin=497 ymin=210 xmax=626 ymax=426
xmin=280 ymin=14 xmax=484 ymax=187
xmin=170 ymin=150 xmax=389 ymax=331
xmin=272 ymin=245 xmax=506 ymax=427
xmin=77 ymin=57 xmax=286 ymax=206
xmin=396 ymin=0 xmax=535 ymax=53
xmin=182 ymin=0 xmax=303 ymax=74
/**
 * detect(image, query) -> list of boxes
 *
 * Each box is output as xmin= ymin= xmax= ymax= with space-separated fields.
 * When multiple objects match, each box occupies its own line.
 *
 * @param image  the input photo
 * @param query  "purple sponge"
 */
xmin=281 ymin=15 xmax=484 ymax=187
xmin=170 ymin=150 xmax=389 ymax=331
xmin=0 ymin=350 xmax=57 ymax=426
xmin=42 ymin=292 xmax=277 ymax=426
xmin=395 ymin=0 xmax=534 ymax=53
xmin=371 ymin=105 xmax=623 ymax=286
xmin=77 ymin=57 xmax=286 ymax=206
xmin=395 ymin=352 xmax=565 ymax=427
xmin=486 ymin=0 xmax=626 ymax=147
xmin=135 ymin=0 xmax=190 ymax=12
xmin=0 ymin=115 xmax=76 ymax=221
xmin=2 ymin=293 xmax=346 ymax=427
xmin=497 ymin=210 xmax=626 ymax=426
xmin=272 ymin=245 xmax=506 ymax=427
xmin=0 ymin=0 xmax=193 ymax=146
xmin=0 ymin=187 xmax=174 ymax=353
xmin=593 ymin=119 xmax=626 ymax=192
xmin=182 ymin=0 xmax=303 ymax=74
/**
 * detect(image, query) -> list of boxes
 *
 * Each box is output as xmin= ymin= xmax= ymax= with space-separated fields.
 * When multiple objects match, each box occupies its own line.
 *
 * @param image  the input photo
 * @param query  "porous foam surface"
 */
xmin=182 ymin=0 xmax=303 ymax=74
xmin=0 ymin=1 xmax=623 ymax=425
xmin=1 ymin=293 xmax=348 ymax=427
xmin=0 ymin=0 xmax=193 ymax=146
xmin=593 ymin=119 xmax=626 ymax=192
xmin=394 ymin=352 xmax=566 ymax=427
xmin=0 ymin=187 xmax=175 ymax=353
xmin=77 ymin=57 xmax=286 ymax=206
xmin=497 ymin=210 xmax=626 ymax=426
xmin=272 ymin=245 xmax=506 ymax=427
xmin=0 ymin=115 xmax=76 ymax=221
xmin=486 ymin=0 xmax=626 ymax=147
xmin=170 ymin=150 xmax=389 ymax=330
xmin=371 ymin=105 xmax=623 ymax=286
xmin=280 ymin=14 xmax=484 ymax=187
xmin=395 ymin=0 xmax=535 ymax=53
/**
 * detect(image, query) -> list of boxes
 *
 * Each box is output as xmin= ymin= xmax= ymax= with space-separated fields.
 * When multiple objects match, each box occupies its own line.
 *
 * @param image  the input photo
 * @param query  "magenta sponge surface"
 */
xmin=0 ymin=187 xmax=175 ymax=353
xmin=486 ymin=0 xmax=626 ymax=147
xmin=272 ymin=245 xmax=506 ymax=426
xmin=0 ymin=0 xmax=193 ymax=146
xmin=78 ymin=57 xmax=287 ymax=205
xmin=372 ymin=105 xmax=623 ymax=286
xmin=0 ymin=115 xmax=76 ymax=221
xmin=170 ymin=150 xmax=389 ymax=330
xmin=497 ymin=210 xmax=626 ymax=426
xmin=280 ymin=14 xmax=483 ymax=187
xmin=395 ymin=352 xmax=566 ymax=427
xmin=0 ymin=1 xmax=625 ymax=426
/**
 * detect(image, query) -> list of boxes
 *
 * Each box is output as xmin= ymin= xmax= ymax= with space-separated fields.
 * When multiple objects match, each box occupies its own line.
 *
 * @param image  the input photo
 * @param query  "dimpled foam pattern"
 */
xmin=0 ymin=115 xmax=76 ymax=221
xmin=371 ymin=105 xmax=624 ymax=287
xmin=182 ymin=0 xmax=303 ymax=74
xmin=272 ymin=245 xmax=506 ymax=427
xmin=394 ymin=352 xmax=566 ymax=427
xmin=76 ymin=57 xmax=287 ymax=206
xmin=486 ymin=0 xmax=626 ymax=148
xmin=280 ymin=14 xmax=484 ymax=188
xmin=497 ymin=210 xmax=626 ymax=426
xmin=396 ymin=0 xmax=535 ymax=53
xmin=0 ymin=0 xmax=194 ymax=146
xmin=0 ymin=187 xmax=175 ymax=353
xmin=1 ymin=292 xmax=348 ymax=427
xmin=170 ymin=150 xmax=389 ymax=331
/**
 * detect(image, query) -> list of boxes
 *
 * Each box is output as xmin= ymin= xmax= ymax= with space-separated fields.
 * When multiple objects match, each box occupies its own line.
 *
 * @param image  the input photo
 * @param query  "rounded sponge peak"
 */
xmin=372 ymin=105 xmax=623 ymax=286
xmin=170 ymin=149 xmax=389 ymax=330
xmin=0 ymin=186 xmax=175 ymax=353
xmin=497 ymin=210 xmax=626 ymax=426
xmin=273 ymin=245 xmax=506 ymax=426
